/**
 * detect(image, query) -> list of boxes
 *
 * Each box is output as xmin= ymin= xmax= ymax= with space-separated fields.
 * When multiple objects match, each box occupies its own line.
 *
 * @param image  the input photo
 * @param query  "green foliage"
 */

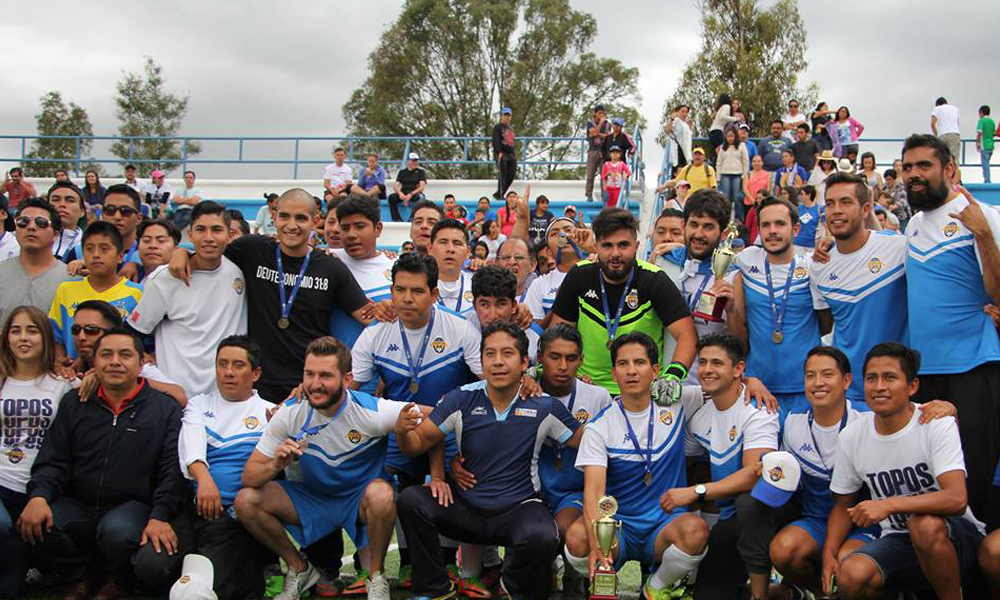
xmin=24 ymin=92 xmax=97 ymax=177
xmin=110 ymin=57 xmax=200 ymax=177
xmin=344 ymin=0 xmax=642 ymax=180
xmin=658 ymin=0 xmax=817 ymax=143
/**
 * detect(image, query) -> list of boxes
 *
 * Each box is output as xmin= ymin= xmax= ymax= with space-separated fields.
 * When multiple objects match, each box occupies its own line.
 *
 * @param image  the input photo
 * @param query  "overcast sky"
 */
xmin=1 ymin=0 xmax=997 ymax=178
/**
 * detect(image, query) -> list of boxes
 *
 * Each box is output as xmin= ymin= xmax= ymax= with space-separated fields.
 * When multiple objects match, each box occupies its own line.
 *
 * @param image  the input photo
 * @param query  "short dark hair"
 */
xmin=47 ymin=181 xmax=85 ymax=212
xmin=538 ymin=323 xmax=583 ymax=356
xmin=935 ymin=97 xmax=948 ymax=106
xmin=430 ymin=218 xmax=468 ymax=244
xmin=104 ymin=183 xmax=142 ymax=210
xmin=481 ymin=321 xmax=529 ymax=360
xmin=125 ymin=164 xmax=137 ymax=171
xmin=443 ymin=194 xmax=455 ymax=201
xmin=227 ymin=210 xmax=250 ymax=234
xmin=333 ymin=147 xmax=346 ymax=154
xmin=536 ymin=195 xmax=550 ymax=205
xmin=94 ymin=326 xmax=144 ymax=356
xmin=902 ymin=133 xmax=954 ymax=165
xmin=591 ymin=207 xmax=638 ymax=241
xmin=806 ymin=345 xmax=851 ymax=375
xmin=782 ymin=149 xmax=794 ymax=158
xmin=658 ymin=207 xmax=684 ymax=221
xmin=410 ymin=200 xmax=443 ymax=222
xmin=391 ymin=251 xmax=439 ymax=289
xmin=683 ymin=189 xmax=731 ymax=230
xmin=75 ymin=299 xmax=124 ymax=328
xmin=758 ymin=196 xmax=799 ymax=225
xmin=82 ymin=220 xmax=125 ymax=253
xmin=17 ymin=197 xmax=62 ymax=232
xmin=796 ymin=123 xmax=810 ymax=133
xmin=883 ymin=169 xmax=898 ymax=180
xmin=217 ymin=335 xmax=261 ymax=370
xmin=823 ymin=172 xmax=870 ymax=205
xmin=9 ymin=167 xmax=23 ymax=176
xmin=336 ymin=194 xmax=381 ymax=225
xmin=471 ymin=265 xmax=517 ymax=301
xmin=981 ymin=105 xmax=991 ymax=116
xmin=184 ymin=170 xmax=196 ymax=178
xmin=191 ymin=200 xmax=231 ymax=226
xmin=864 ymin=342 xmax=921 ymax=382
xmin=696 ymin=332 xmax=745 ymax=364
xmin=800 ymin=185 xmax=817 ymax=202
xmin=610 ymin=331 xmax=659 ymax=365
xmin=304 ymin=336 xmax=352 ymax=375
xmin=138 ymin=218 xmax=181 ymax=244
xmin=771 ymin=119 xmax=784 ymax=127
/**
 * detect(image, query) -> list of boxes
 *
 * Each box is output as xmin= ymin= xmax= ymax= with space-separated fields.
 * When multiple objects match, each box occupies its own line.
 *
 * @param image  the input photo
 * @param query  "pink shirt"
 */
xmin=745 ymin=170 xmax=770 ymax=205
xmin=602 ymin=160 xmax=631 ymax=190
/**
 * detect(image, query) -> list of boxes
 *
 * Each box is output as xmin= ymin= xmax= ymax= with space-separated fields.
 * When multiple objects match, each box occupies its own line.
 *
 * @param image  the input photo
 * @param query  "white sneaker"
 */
xmin=367 ymin=571 xmax=390 ymax=600
xmin=273 ymin=562 xmax=319 ymax=600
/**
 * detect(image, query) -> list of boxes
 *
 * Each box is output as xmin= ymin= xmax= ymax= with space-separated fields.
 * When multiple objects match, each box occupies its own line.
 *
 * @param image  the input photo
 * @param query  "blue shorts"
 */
xmin=788 ymin=515 xmax=879 ymax=547
xmin=278 ymin=480 xmax=367 ymax=550
xmin=613 ymin=510 xmax=683 ymax=571
xmin=544 ymin=491 xmax=583 ymax=515
xmin=850 ymin=516 xmax=983 ymax=593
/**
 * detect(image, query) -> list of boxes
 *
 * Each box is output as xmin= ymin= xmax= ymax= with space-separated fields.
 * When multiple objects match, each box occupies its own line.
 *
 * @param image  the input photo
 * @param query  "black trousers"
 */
xmin=177 ymin=508 xmax=273 ymax=600
xmin=694 ymin=492 xmax=798 ymax=600
xmin=497 ymin=157 xmax=517 ymax=198
xmin=397 ymin=488 xmax=558 ymax=600
xmin=913 ymin=361 xmax=1000 ymax=531
xmin=33 ymin=497 xmax=193 ymax=591
xmin=304 ymin=530 xmax=345 ymax=580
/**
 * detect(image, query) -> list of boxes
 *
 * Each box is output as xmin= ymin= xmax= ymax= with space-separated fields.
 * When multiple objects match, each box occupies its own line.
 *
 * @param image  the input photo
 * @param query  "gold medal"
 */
xmin=278 ymin=317 xmax=290 ymax=329
xmin=606 ymin=339 xmax=613 ymax=350
xmin=410 ymin=381 xmax=419 ymax=394
xmin=772 ymin=330 xmax=783 ymax=344
xmin=643 ymin=472 xmax=652 ymax=486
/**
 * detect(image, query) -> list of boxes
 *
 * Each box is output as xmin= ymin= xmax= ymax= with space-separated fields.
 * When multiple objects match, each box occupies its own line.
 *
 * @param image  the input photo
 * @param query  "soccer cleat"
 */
xmin=458 ymin=576 xmax=492 ymax=599
xmin=313 ymin=577 xmax=342 ymax=598
xmin=273 ymin=562 xmax=320 ymax=600
xmin=641 ymin=579 xmax=692 ymax=600
xmin=367 ymin=572 xmax=390 ymax=600
xmin=409 ymin=582 xmax=459 ymax=600
xmin=338 ymin=571 xmax=368 ymax=596
xmin=397 ymin=564 xmax=412 ymax=589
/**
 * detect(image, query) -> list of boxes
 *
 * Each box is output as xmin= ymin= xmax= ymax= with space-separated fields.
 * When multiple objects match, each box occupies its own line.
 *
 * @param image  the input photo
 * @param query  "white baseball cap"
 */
xmin=407 ymin=152 xmax=420 ymax=161
xmin=169 ymin=554 xmax=218 ymax=600
xmin=751 ymin=451 xmax=801 ymax=508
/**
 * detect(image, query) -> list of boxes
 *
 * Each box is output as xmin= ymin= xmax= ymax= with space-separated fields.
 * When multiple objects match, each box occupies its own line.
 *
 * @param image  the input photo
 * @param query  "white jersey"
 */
xmin=524 ymin=268 xmax=568 ymax=319
xmin=323 ymin=163 xmax=353 ymax=188
xmin=129 ymin=259 xmax=248 ymax=396
xmin=178 ymin=391 xmax=270 ymax=504
xmin=0 ymin=233 xmax=20 ymax=261
xmin=329 ymin=249 xmax=394 ymax=303
xmin=437 ymin=271 xmax=475 ymax=318
xmin=256 ymin=390 xmax=408 ymax=496
xmin=0 ymin=374 xmax=72 ymax=492
xmin=830 ymin=406 xmax=985 ymax=536
xmin=678 ymin=257 xmax=737 ymax=383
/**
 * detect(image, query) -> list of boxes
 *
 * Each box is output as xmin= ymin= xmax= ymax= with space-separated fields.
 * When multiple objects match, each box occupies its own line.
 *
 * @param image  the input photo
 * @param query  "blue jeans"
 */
xmin=982 ymin=149 xmax=993 ymax=183
xmin=719 ymin=174 xmax=743 ymax=215
xmin=0 ymin=486 xmax=29 ymax=599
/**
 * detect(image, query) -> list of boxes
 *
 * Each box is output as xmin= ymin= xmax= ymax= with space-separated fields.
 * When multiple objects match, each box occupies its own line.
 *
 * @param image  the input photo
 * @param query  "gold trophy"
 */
xmin=692 ymin=222 xmax=739 ymax=322
xmin=591 ymin=495 xmax=621 ymax=600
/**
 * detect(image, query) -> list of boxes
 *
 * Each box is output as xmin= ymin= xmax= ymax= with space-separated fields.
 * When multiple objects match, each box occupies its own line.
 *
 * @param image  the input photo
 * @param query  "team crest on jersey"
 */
xmin=625 ymin=289 xmax=639 ymax=309
xmin=383 ymin=269 xmax=392 ymax=280
xmin=463 ymin=291 xmax=474 ymax=302
xmin=117 ymin=305 xmax=129 ymax=319
xmin=728 ymin=426 xmax=737 ymax=441
xmin=347 ymin=429 xmax=363 ymax=444
xmin=794 ymin=266 xmax=807 ymax=279
xmin=659 ymin=409 xmax=673 ymax=425
xmin=432 ymin=337 xmax=446 ymax=353
xmin=233 ymin=277 xmax=245 ymax=294
xmin=768 ymin=466 xmax=785 ymax=482
xmin=244 ymin=416 xmax=260 ymax=430
xmin=178 ymin=576 xmax=191 ymax=585
xmin=943 ymin=222 xmax=959 ymax=238
xmin=867 ymin=258 xmax=883 ymax=274
xmin=471 ymin=406 xmax=488 ymax=416
xmin=574 ymin=408 xmax=591 ymax=423
xmin=7 ymin=447 xmax=25 ymax=464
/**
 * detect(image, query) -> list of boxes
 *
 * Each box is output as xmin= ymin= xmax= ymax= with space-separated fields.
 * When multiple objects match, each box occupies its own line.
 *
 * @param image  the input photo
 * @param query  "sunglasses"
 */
xmin=71 ymin=324 xmax=108 ymax=336
xmin=103 ymin=205 xmax=138 ymax=216
xmin=15 ymin=216 xmax=52 ymax=229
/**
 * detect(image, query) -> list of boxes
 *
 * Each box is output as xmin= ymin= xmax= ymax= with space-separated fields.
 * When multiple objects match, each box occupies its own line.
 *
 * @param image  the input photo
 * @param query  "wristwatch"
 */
xmin=694 ymin=484 xmax=707 ymax=503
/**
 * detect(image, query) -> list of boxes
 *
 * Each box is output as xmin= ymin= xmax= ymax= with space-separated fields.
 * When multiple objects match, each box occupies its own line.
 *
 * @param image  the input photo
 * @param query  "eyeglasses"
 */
xmin=15 ymin=216 xmax=51 ymax=229
xmin=70 ymin=324 xmax=108 ymax=336
xmin=103 ymin=205 xmax=138 ymax=216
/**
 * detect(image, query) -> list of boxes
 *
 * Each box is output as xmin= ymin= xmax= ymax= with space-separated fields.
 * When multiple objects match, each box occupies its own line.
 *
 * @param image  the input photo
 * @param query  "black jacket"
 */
xmin=28 ymin=379 xmax=188 ymax=521
xmin=492 ymin=122 xmax=516 ymax=158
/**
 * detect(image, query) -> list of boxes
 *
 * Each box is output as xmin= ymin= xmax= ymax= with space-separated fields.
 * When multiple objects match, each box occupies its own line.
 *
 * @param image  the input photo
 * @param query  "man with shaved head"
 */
xmin=169 ymin=188 xmax=372 ymax=401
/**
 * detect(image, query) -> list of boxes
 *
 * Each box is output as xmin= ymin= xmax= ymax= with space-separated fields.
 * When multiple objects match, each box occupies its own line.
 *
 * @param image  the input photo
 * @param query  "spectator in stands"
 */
xmin=408 ymin=200 xmax=442 ymax=254
xmin=442 ymin=194 xmax=462 ymax=221
xmin=83 ymin=184 xmax=143 ymax=267
xmin=323 ymin=147 xmax=353 ymax=202
xmin=322 ymin=200 xmax=343 ymax=250
xmin=731 ymin=97 xmax=746 ymax=124
xmin=0 ymin=195 xmax=16 ymax=262
xmin=2 ymin=168 xmax=36 ymax=209
xmin=585 ymin=105 xmax=611 ymax=202
xmin=737 ymin=123 xmax=758 ymax=170
xmin=808 ymin=150 xmax=838 ymax=202
xmin=758 ymin=121 xmax=792 ymax=172
xmin=602 ymin=146 xmax=631 ymax=207
xmin=830 ymin=106 xmax=864 ymax=163
xmin=82 ymin=170 xmax=105 ymax=207
xmin=401 ymin=240 xmax=415 ymax=254
xmin=492 ymin=107 xmax=517 ymax=200
xmin=498 ymin=188 xmax=524 ymax=238
xmin=977 ymin=105 xmax=995 ymax=183
xmin=663 ymin=180 xmax=691 ymax=211
xmin=54 ymin=169 xmax=71 ymax=183
xmin=44 ymin=182 xmax=83 ymax=262
xmin=883 ymin=169 xmax=910 ymax=223
xmin=480 ymin=220 xmax=507 ymax=261
xmin=668 ymin=148 xmax=716 ymax=193
xmin=122 ymin=165 xmax=142 ymax=195
xmin=716 ymin=128 xmax=749 ymax=212
xmin=470 ymin=207 xmax=487 ymax=239
xmin=859 ymin=152 xmax=883 ymax=194
xmin=666 ymin=104 xmax=694 ymax=176
xmin=227 ymin=210 xmax=250 ymax=240
xmin=255 ymin=193 xmax=278 ymax=236
xmin=351 ymin=153 xmax=387 ymax=200
xmin=931 ymin=96 xmax=962 ymax=162
xmin=137 ymin=219 xmax=181 ymax=282
xmin=528 ymin=195 xmax=554 ymax=245
xmin=791 ymin=123 xmax=820 ymax=172
xmin=0 ymin=197 xmax=68 ymax=324
xmin=388 ymin=153 xmax=428 ymax=222
xmin=564 ymin=204 xmax=585 ymax=228
xmin=145 ymin=171 xmax=172 ymax=217
xmin=742 ymin=155 xmax=770 ymax=223
xmin=604 ymin=117 xmax=636 ymax=162
xmin=472 ymin=240 xmax=489 ymax=262
xmin=20 ymin=327 xmax=189 ymax=600
xmin=874 ymin=194 xmax=900 ymax=231
xmin=497 ymin=237 xmax=537 ymax=301
xmin=172 ymin=171 xmax=202 ymax=230
xmin=810 ymin=101 xmax=836 ymax=152
xmin=782 ymin=99 xmax=807 ymax=141
xmin=775 ymin=149 xmax=808 ymax=194
xmin=709 ymin=94 xmax=739 ymax=150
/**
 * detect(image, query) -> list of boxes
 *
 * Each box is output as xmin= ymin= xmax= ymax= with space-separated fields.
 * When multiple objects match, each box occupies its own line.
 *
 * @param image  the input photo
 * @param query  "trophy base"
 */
xmin=692 ymin=291 xmax=727 ymax=322
xmin=590 ymin=569 xmax=618 ymax=600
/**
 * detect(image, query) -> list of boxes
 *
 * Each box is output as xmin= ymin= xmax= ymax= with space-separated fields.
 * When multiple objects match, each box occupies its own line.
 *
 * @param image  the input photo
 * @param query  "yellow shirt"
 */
xmin=677 ymin=163 xmax=717 ymax=192
xmin=48 ymin=277 xmax=143 ymax=358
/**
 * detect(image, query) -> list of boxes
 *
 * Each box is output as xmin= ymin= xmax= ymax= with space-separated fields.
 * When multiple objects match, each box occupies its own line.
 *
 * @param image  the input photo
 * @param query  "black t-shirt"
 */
xmin=791 ymin=139 xmax=821 ymax=171
xmin=492 ymin=123 xmax=515 ymax=157
xmin=395 ymin=167 xmax=427 ymax=195
xmin=224 ymin=235 xmax=369 ymax=400
xmin=528 ymin=210 xmax=554 ymax=244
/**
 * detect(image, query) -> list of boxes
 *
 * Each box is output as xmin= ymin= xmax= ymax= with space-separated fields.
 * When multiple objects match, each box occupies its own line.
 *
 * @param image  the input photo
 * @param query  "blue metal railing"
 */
xmin=643 ymin=136 xmax=672 ymax=260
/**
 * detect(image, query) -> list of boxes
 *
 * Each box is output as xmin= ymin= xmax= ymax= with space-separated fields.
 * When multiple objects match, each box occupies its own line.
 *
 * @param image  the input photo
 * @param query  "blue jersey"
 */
xmin=432 ymin=386 xmax=578 ymax=513
xmin=737 ymin=247 xmax=820 ymax=394
xmin=810 ymin=231 xmax=908 ymax=399
xmin=576 ymin=399 xmax=690 ymax=531
xmin=794 ymin=203 xmax=824 ymax=249
xmin=906 ymin=196 xmax=1000 ymax=374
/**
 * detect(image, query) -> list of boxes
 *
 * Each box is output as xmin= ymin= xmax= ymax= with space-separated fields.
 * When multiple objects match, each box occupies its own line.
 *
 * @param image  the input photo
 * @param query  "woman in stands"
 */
xmin=716 ymin=127 xmax=749 ymax=219
xmin=82 ymin=170 xmax=105 ymax=207
xmin=0 ymin=306 xmax=72 ymax=599
xmin=480 ymin=219 xmax=507 ymax=261
xmin=708 ymin=93 xmax=739 ymax=151
xmin=810 ymin=102 xmax=836 ymax=152
xmin=859 ymin=151 xmax=883 ymax=193
xmin=497 ymin=191 xmax=518 ymax=238
xmin=831 ymin=106 xmax=865 ymax=163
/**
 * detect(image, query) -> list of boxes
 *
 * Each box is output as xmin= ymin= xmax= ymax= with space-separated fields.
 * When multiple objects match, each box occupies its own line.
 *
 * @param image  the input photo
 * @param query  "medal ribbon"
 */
xmin=764 ymin=257 xmax=795 ymax=338
xmin=599 ymin=267 xmax=636 ymax=347
xmin=807 ymin=407 xmax=849 ymax=472
xmin=399 ymin=308 xmax=436 ymax=393
xmin=617 ymin=399 xmax=653 ymax=481
xmin=554 ymin=386 xmax=578 ymax=466
xmin=276 ymin=243 xmax=313 ymax=324
xmin=438 ymin=275 xmax=464 ymax=313
xmin=294 ymin=406 xmax=330 ymax=441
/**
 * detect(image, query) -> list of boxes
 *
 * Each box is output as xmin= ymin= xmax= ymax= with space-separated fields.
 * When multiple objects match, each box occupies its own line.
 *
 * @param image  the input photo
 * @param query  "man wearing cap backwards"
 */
xmin=662 ymin=332 xmax=780 ymax=600
xmin=585 ymin=105 xmax=612 ymax=201
xmin=523 ymin=216 xmax=595 ymax=326
xmin=492 ymin=107 xmax=517 ymax=200
xmin=388 ymin=153 xmax=428 ymax=222
xmin=824 ymin=343 xmax=984 ymax=600
xmin=566 ymin=332 xmax=708 ymax=600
